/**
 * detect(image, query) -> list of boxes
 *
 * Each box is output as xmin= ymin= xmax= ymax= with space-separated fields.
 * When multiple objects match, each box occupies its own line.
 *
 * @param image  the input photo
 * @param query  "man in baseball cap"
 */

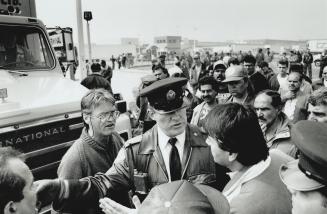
xmin=280 ymin=121 xmax=327 ymax=214
xmin=221 ymin=65 xmax=255 ymax=106
xmin=100 ymin=180 xmax=230 ymax=214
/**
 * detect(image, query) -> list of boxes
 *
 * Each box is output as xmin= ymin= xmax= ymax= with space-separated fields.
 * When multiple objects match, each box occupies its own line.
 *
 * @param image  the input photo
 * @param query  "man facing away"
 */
xmin=204 ymin=103 xmax=292 ymax=214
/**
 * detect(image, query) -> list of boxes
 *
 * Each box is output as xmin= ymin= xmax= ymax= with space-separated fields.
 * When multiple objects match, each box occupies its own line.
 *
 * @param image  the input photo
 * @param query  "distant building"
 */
xmin=154 ymin=36 xmax=182 ymax=56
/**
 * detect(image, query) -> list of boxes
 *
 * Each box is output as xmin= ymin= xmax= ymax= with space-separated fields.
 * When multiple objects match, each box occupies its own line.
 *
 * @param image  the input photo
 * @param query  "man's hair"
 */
xmin=308 ymin=87 xmax=327 ymax=107
xmin=278 ymin=59 xmax=289 ymax=67
xmin=101 ymin=60 xmax=106 ymax=67
xmin=258 ymin=61 xmax=269 ymax=69
xmin=228 ymin=57 xmax=240 ymax=66
xmin=256 ymin=90 xmax=282 ymax=109
xmin=204 ymin=103 xmax=269 ymax=166
xmin=0 ymin=147 xmax=25 ymax=213
xmin=90 ymin=63 xmax=101 ymax=73
xmin=289 ymin=71 xmax=303 ymax=82
xmin=198 ymin=76 xmax=219 ymax=92
xmin=81 ymin=89 xmax=116 ymax=128
xmin=289 ymin=63 xmax=303 ymax=74
xmin=242 ymin=55 xmax=256 ymax=65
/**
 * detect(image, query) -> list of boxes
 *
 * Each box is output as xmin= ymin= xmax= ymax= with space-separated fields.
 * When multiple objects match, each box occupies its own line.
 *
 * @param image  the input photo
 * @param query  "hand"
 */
xmin=283 ymin=91 xmax=296 ymax=100
xmin=259 ymin=122 xmax=267 ymax=133
xmin=99 ymin=195 xmax=141 ymax=214
xmin=34 ymin=179 xmax=61 ymax=207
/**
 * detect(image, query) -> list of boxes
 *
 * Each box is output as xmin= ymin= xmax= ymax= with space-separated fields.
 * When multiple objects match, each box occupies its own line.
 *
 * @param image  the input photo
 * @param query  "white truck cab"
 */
xmin=0 ymin=3 xmax=132 ymax=180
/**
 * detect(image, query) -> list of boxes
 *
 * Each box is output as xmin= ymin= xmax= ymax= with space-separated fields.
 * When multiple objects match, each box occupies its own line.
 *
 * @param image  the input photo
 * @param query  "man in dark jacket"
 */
xmin=243 ymin=55 xmax=269 ymax=95
xmin=57 ymin=89 xmax=125 ymax=213
xmin=35 ymin=77 xmax=229 ymax=212
xmin=81 ymin=63 xmax=113 ymax=94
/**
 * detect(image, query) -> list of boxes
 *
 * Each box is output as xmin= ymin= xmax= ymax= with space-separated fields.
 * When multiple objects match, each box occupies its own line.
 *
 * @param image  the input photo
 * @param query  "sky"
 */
xmin=35 ymin=0 xmax=327 ymax=45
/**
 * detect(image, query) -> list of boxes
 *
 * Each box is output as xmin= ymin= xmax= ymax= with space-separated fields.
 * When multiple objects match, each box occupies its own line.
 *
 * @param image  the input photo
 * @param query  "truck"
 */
xmin=0 ymin=0 xmax=132 ymax=182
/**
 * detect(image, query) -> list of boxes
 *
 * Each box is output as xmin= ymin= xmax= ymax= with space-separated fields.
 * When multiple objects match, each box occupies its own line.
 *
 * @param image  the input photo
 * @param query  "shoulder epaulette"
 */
xmin=124 ymin=134 xmax=142 ymax=148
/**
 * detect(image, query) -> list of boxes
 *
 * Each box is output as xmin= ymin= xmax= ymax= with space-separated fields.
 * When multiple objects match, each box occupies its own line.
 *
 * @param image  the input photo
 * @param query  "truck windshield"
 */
xmin=0 ymin=25 xmax=55 ymax=70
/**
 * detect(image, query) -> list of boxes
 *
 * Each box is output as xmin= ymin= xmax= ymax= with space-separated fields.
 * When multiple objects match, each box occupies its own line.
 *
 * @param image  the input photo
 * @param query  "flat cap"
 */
xmin=139 ymin=77 xmax=188 ymax=113
xmin=138 ymin=180 xmax=229 ymax=214
xmin=280 ymin=121 xmax=327 ymax=191
xmin=222 ymin=65 xmax=247 ymax=83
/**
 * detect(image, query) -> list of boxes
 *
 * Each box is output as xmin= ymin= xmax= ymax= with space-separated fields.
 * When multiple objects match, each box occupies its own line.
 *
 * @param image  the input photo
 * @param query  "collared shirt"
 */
xmin=283 ymin=98 xmax=298 ymax=120
xmin=157 ymin=126 xmax=185 ymax=181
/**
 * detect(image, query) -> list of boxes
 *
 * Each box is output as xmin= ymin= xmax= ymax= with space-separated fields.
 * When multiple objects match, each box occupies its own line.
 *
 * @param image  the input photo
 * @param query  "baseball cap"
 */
xmin=139 ymin=77 xmax=188 ymax=114
xmin=222 ymin=65 xmax=247 ymax=83
xmin=138 ymin=180 xmax=229 ymax=214
xmin=279 ymin=121 xmax=327 ymax=191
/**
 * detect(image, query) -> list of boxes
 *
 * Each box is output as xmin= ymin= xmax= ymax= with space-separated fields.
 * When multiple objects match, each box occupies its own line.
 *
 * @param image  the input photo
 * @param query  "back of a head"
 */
xmin=308 ymin=87 xmax=327 ymax=107
xmin=0 ymin=148 xmax=25 ymax=213
xmin=91 ymin=63 xmax=101 ymax=73
xmin=204 ymin=103 xmax=269 ymax=166
xmin=243 ymin=54 xmax=256 ymax=65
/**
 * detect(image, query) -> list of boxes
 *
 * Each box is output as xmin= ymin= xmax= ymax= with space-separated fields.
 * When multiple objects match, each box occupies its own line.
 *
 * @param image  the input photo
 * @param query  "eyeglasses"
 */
xmin=91 ymin=111 xmax=120 ymax=122
xmin=193 ymin=58 xmax=199 ymax=60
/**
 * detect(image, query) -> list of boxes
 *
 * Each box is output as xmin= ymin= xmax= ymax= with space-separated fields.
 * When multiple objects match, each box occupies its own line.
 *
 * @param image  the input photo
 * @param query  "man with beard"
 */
xmin=282 ymin=72 xmax=309 ymax=123
xmin=254 ymin=90 xmax=296 ymax=157
xmin=191 ymin=76 xmax=219 ymax=131
xmin=35 ymin=78 xmax=229 ymax=213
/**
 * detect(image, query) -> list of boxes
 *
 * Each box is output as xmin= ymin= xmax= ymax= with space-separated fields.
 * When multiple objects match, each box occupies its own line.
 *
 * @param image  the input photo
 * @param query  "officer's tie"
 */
xmin=168 ymin=138 xmax=181 ymax=181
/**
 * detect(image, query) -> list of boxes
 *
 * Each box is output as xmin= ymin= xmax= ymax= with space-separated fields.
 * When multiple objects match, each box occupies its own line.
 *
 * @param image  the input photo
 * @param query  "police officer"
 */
xmin=280 ymin=121 xmax=327 ymax=214
xmin=35 ymin=77 xmax=229 ymax=212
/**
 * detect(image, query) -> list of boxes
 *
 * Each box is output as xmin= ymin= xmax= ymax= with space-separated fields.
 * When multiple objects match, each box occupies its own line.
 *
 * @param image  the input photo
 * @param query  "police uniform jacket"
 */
xmin=53 ymin=124 xmax=229 ymax=212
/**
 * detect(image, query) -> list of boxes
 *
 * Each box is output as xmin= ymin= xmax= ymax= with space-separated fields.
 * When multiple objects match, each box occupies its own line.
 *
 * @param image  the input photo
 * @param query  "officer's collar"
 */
xmin=138 ymin=125 xmax=208 ymax=155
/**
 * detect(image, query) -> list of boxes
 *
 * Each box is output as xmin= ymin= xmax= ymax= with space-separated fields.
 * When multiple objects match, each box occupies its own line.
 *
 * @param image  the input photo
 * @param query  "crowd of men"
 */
xmin=1 ymin=47 xmax=327 ymax=214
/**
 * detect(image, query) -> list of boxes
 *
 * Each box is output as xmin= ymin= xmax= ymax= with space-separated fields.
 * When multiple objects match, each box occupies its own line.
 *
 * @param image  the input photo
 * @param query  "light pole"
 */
xmin=76 ymin=0 xmax=86 ymax=79
xmin=84 ymin=11 xmax=93 ymax=65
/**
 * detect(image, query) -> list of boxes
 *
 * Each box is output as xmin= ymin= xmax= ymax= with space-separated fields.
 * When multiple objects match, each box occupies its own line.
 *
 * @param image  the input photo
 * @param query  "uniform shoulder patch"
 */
xmin=124 ymin=134 xmax=142 ymax=148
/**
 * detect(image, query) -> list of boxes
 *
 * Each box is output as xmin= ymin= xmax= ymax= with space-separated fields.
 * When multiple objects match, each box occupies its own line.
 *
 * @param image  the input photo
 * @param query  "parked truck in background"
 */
xmin=0 ymin=0 xmax=132 ymax=181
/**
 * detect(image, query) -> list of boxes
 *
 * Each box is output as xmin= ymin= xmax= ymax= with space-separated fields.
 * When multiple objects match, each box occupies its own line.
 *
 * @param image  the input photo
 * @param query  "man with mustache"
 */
xmin=191 ymin=76 xmax=219 ymax=131
xmin=212 ymin=61 xmax=230 ymax=103
xmin=254 ymin=90 xmax=296 ymax=157
xmin=57 ymin=89 xmax=126 ymax=213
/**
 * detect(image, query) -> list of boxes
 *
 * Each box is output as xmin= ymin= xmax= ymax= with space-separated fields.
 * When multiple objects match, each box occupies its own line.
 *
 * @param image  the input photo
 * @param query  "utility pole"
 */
xmin=76 ymin=0 xmax=86 ymax=79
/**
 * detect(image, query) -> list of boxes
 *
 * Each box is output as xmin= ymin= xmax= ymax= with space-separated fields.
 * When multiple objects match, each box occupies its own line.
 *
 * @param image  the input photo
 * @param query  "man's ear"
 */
xmin=148 ymin=108 xmax=156 ymax=120
xmin=228 ymin=152 xmax=238 ymax=162
xmin=83 ymin=113 xmax=91 ymax=125
xmin=4 ymin=201 xmax=17 ymax=214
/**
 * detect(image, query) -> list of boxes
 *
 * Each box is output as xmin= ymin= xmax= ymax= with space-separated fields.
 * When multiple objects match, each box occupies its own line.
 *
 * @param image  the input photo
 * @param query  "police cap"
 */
xmin=139 ymin=77 xmax=188 ymax=113
xmin=280 ymin=121 xmax=327 ymax=191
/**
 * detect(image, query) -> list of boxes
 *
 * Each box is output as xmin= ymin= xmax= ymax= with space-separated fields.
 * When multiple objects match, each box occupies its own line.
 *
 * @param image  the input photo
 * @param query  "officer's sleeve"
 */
xmin=52 ymin=148 xmax=132 ymax=212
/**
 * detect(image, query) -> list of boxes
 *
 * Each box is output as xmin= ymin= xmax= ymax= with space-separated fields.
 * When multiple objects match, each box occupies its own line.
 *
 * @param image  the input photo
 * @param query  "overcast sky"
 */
xmin=36 ymin=0 xmax=327 ymax=44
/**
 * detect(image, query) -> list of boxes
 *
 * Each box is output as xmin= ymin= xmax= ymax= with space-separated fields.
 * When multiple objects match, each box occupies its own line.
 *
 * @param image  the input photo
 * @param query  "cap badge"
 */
xmin=166 ymin=90 xmax=176 ymax=101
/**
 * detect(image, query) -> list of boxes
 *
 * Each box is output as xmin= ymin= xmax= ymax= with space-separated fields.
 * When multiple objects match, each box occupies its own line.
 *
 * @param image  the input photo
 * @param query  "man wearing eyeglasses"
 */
xmin=35 ymin=78 xmax=229 ymax=213
xmin=57 ymin=88 xmax=126 ymax=214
